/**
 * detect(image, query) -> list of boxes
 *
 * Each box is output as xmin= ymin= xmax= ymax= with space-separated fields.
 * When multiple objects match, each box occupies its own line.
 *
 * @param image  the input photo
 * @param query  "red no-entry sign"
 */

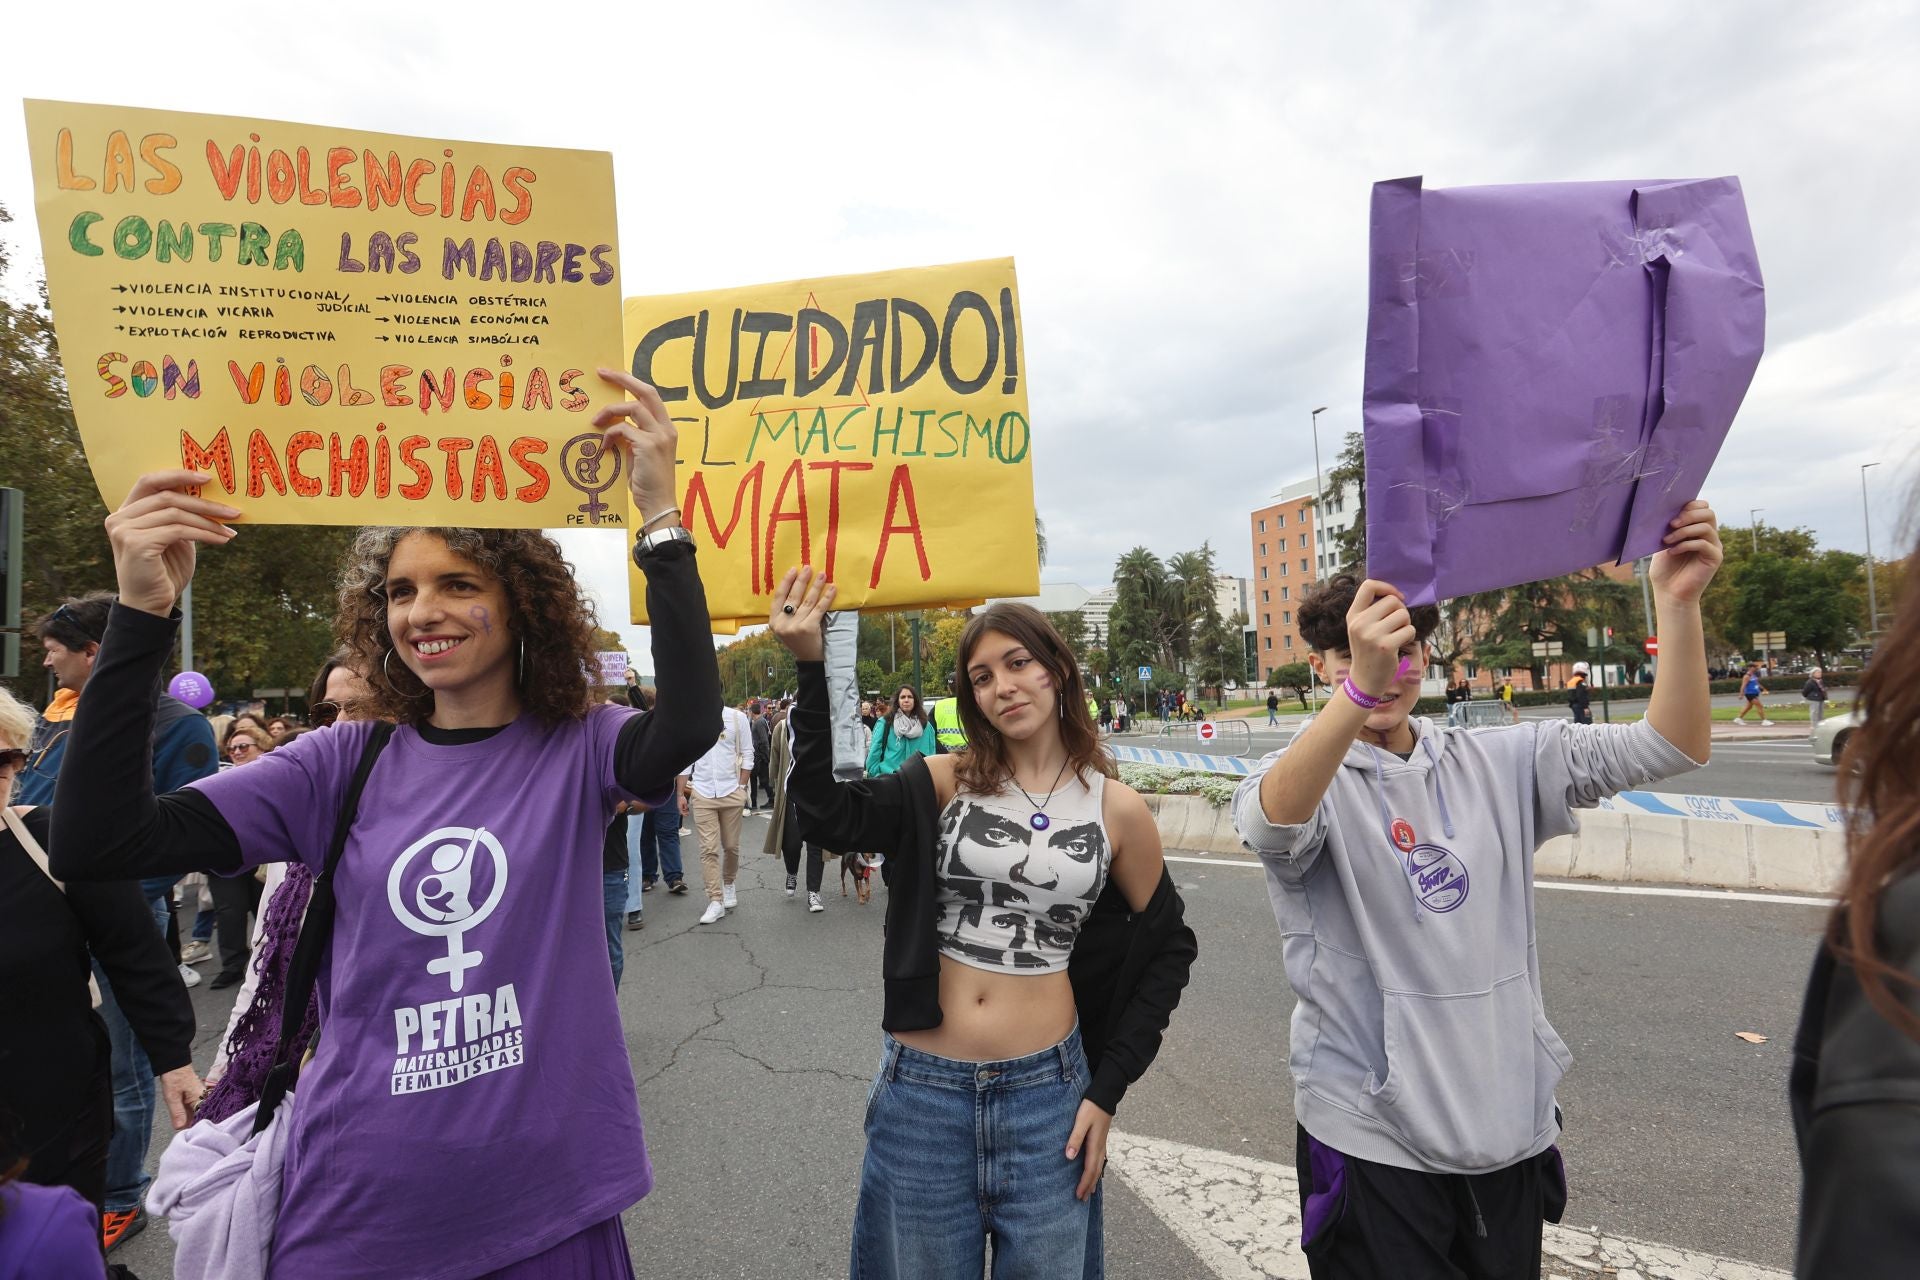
xmin=1644 ymin=637 xmax=1659 ymax=656
xmin=1197 ymin=721 xmax=1217 ymax=741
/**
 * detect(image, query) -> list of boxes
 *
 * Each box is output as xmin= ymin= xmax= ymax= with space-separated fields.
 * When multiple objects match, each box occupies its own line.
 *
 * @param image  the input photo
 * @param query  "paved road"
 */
xmin=1131 ymin=723 xmax=1841 ymax=804
xmin=119 ymin=816 xmax=1823 ymax=1278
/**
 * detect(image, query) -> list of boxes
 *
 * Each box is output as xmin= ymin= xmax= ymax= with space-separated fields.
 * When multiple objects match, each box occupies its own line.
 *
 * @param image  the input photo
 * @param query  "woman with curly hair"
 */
xmin=770 ymin=575 xmax=1197 ymax=1278
xmin=50 ymin=371 xmax=720 ymax=1279
xmin=1793 ymin=494 xmax=1920 ymax=1279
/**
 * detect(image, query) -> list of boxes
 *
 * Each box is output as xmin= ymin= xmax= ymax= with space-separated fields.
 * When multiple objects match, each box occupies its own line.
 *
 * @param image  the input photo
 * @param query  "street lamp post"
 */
xmin=1748 ymin=508 xmax=1764 ymax=555
xmin=1309 ymin=405 xmax=1329 ymax=710
xmin=1862 ymin=462 xmax=1882 ymax=638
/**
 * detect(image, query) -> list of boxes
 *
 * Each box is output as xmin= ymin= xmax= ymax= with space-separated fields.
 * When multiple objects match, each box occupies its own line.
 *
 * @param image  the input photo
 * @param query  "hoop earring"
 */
xmin=382 ymin=648 xmax=430 ymax=700
xmin=517 ymin=637 xmax=526 ymax=685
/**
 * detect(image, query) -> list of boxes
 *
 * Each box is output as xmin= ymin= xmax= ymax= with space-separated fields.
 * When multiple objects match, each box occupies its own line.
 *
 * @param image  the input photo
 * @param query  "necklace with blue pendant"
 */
xmin=1014 ymin=756 xmax=1072 ymax=831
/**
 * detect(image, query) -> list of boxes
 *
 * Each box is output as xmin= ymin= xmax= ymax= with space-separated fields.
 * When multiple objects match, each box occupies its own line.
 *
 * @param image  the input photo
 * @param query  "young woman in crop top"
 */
xmin=770 ymin=569 xmax=1196 ymax=1280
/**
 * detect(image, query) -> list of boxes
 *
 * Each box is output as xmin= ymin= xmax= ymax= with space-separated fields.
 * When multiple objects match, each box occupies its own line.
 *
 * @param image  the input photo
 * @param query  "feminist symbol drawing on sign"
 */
xmin=387 ymin=825 xmax=511 ymax=992
xmin=559 ymin=433 xmax=623 ymax=526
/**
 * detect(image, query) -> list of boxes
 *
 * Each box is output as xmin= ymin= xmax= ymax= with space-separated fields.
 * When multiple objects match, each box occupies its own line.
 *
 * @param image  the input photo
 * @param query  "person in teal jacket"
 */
xmin=867 ymin=683 xmax=938 ymax=776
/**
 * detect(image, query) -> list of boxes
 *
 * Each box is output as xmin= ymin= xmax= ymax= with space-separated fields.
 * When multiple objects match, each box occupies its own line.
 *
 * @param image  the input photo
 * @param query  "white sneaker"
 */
xmin=807 ymin=892 xmax=824 ymax=913
xmin=178 ymin=963 xmax=202 ymax=989
xmin=785 ymin=875 xmax=797 ymax=897
xmin=1760 ymin=720 xmax=1776 ymax=727
xmin=698 ymin=900 xmax=726 ymax=925
xmin=722 ymin=882 xmax=739 ymax=910
xmin=180 ymin=940 xmax=212 ymax=965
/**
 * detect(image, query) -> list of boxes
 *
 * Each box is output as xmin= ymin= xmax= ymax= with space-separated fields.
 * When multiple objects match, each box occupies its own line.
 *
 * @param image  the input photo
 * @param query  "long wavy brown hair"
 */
xmin=951 ymin=603 xmax=1113 ymax=795
xmin=337 ymin=528 xmax=599 ymax=727
xmin=1832 ymin=515 xmax=1920 ymax=1041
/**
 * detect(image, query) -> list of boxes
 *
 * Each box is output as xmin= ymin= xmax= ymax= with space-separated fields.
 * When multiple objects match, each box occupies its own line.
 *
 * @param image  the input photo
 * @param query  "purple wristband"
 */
xmin=1342 ymin=676 xmax=1391 ymax=710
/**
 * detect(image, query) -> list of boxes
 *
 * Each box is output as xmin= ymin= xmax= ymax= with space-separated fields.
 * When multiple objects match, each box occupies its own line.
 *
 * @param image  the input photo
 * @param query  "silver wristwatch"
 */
xmin=633 ymin=524 xmax=694 ymax=564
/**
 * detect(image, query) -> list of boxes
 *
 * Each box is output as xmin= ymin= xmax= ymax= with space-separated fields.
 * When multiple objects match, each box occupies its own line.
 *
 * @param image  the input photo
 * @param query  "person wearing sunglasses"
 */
xmin=16 ymin=592 xmax=218 ymax=1254
xmin=0 ymin=684 xmax=201 ymax=1256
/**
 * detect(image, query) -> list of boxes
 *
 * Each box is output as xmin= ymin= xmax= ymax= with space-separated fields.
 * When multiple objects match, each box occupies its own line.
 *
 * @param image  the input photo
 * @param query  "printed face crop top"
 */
xmin=933 ymin=770 xmax=1111 ymax=973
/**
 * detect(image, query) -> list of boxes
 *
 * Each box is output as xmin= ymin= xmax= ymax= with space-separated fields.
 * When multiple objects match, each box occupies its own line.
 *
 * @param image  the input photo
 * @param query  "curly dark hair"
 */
xmin=1297 ymin=573 xmax=1441 ymax=654
xmin=337 ymin=528 xmax=600 ymax=726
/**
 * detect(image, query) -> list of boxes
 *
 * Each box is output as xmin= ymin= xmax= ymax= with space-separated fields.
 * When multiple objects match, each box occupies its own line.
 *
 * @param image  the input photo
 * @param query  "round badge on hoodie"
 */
xmin=1405 ymin=843 xmax=1469 ymax=912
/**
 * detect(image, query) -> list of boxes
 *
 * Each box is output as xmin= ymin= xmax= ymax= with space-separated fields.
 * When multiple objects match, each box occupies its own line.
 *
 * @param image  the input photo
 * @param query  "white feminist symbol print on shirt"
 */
xmin=385 ymin=825 xmax=525 ymax=1096
xmin=387 ymin=825 xmax=510 ymax=993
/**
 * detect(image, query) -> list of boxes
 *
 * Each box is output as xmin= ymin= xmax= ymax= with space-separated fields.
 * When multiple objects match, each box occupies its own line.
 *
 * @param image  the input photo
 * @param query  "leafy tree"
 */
xmin=1108 ymin=547 xmax=1168 ymax=676
xmin=1696 ymin=523 xmax=1814 ymax=657
xmin=1271 ymin=661 xmax=1315 ymax=709
xmin=1323 ymin=430 xmax=1366 ymax=571
xmin=1731 ymin=551 xmax=1863 ymax=666
xmin=1 ymin=203 xmax=353 ymax=704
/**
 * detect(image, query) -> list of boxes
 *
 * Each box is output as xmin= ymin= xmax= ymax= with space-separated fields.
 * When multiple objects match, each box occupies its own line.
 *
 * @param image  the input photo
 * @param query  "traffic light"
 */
xmin=1 ymin=488 xmax=21 ymax=678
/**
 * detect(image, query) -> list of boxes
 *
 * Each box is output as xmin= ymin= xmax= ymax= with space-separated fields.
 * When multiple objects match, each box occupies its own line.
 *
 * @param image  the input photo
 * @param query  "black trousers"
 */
xmin=208 ymin=871 xmax=262 ymax=980
xmin=1295 ymin=1126 xmax=1566 ymax=1280
xmin=780 ymin=804 xmax=825 ymax=892
xmin=750 ymin=759 xmax=772 ymax=808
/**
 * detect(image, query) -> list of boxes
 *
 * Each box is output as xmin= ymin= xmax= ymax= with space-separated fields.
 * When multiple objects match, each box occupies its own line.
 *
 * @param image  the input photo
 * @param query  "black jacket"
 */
xmin=786 ymin=661 xmax=1197 ymax=1114
xmin=1 ymin=807 xmax=194 ymax=1179
xmin=1792 ymin=873 xmax=1920 ymax=1278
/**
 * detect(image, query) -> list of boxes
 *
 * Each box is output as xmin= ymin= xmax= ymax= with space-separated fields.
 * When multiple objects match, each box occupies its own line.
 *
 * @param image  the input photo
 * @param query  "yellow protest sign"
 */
xmin=624 ymin=259 xmax=1038 ymax=630
xmin=24 ymin=100 xmax=627 ymax=528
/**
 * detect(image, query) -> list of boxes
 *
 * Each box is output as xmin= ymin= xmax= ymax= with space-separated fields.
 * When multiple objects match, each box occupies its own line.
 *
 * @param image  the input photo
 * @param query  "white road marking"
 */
xmin=1163 ymin=856 xmax=1834 ymax=906
xmin=1530 ymin=880 xmax=1835 ymax=907
xmin=1108 ymin=1131 xmax=1790 ymax=1280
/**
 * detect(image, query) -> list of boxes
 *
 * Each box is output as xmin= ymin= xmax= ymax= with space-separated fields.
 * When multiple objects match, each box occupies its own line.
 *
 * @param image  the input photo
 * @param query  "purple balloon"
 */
xmin=168 ymin=670 xmax=214 ymax=709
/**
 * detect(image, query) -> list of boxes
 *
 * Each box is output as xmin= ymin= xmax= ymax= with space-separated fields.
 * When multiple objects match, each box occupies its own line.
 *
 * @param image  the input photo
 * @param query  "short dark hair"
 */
xmin=36 ymin=591 xmax=116 ymax=651
xmin=1297 ymin=574 xmax=1440 ymax=654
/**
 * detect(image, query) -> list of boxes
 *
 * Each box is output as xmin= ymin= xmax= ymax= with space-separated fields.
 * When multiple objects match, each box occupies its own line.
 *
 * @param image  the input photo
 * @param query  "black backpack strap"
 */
xmin=252 ymin=721 xmax=395 ymax=1136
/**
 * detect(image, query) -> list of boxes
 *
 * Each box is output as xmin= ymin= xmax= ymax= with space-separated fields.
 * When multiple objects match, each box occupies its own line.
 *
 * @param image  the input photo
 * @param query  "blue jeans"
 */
xmin=91 ymin=964 xmax=155 ymax=1212
xmin=853 ymin=1028 xmax=1103 ymax=1279
xmin=635 ymin=807 xmax=684 ymax=890
xmin=603 ymin=870 xmax=628 ymax=988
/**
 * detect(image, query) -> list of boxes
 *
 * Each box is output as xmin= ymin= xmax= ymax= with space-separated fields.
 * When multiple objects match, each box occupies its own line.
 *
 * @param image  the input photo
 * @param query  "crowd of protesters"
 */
xmin=3 ymin=405 xmax=1917 ymax=1280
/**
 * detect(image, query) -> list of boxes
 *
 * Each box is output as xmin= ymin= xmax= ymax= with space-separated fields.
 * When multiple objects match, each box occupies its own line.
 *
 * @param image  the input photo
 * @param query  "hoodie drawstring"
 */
xmin=1422 ymin=733 xmax=1457 ymax=840
xmin=1464 ymin=1179 xmax=1488 ymax=1238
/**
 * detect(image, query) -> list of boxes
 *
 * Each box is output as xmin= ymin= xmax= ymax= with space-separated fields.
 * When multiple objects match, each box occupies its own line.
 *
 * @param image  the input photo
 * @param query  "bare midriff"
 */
xmin=892 ymin=956 xmax=1078 ymax=1062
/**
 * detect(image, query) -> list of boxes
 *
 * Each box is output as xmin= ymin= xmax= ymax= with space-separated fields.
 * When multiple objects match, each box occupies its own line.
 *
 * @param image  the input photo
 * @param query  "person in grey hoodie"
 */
xmin=1233 ymin=500 xmax=1724 ymax=1279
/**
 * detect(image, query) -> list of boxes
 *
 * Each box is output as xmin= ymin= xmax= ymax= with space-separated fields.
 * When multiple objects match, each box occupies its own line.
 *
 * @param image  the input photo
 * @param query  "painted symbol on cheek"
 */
xmin=469 ymin=606 xmax=493 ymax=636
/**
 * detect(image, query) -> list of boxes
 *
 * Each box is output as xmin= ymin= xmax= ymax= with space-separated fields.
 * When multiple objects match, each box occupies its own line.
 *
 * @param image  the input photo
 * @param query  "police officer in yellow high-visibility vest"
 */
xmin=931 ymin=696 xmax=967 ymax=753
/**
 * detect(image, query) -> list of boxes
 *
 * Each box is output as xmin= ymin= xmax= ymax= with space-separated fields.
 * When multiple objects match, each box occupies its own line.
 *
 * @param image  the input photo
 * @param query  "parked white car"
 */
xmin=1811 ymin=706 xmax=1863 ymax=768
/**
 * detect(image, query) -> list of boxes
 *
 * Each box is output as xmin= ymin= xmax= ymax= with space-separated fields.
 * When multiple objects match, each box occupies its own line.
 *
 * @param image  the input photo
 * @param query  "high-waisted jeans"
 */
xmin=852 ymin=1027 xmax=1103 ymax=1280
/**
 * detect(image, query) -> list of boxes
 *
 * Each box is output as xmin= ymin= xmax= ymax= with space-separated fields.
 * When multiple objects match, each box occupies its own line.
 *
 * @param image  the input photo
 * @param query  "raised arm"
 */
xmin=1642 ymin=501 xmax=1722 ymax=764
xmin=768 ymin=568 xmax=915 ymax=854
xmin=612 ymin=540 xmax=723 ymax=795
xmin=1253 ymin=579 xmax=1413 ymax=827
xmin=50 ymin=466 xmax=246 ymax=880
xmin=591 ymin=368 xmax=724 ymax=794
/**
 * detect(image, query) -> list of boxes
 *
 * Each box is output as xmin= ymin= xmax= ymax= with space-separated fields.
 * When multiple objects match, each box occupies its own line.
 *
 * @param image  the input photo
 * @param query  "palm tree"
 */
xmin=1035 ymin=515 xmax=1049 ymax=570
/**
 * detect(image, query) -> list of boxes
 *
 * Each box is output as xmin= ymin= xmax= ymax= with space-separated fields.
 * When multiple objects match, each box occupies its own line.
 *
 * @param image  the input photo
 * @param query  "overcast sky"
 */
xmin=3 ymin=1 xmax=1915 ymax=668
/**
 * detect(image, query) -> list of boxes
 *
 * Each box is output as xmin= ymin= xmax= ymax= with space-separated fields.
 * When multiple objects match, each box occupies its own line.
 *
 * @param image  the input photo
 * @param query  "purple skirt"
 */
xmin=477 ymin=1216 xmax=632 ymax=1280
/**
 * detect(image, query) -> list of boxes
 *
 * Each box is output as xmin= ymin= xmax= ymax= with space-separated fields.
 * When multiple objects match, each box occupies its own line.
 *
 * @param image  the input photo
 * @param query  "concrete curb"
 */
xmin=1148 ymin=793 xmax=1842 ymax=895
xmin=1140 ymin=793 xmax=1247 ymax=857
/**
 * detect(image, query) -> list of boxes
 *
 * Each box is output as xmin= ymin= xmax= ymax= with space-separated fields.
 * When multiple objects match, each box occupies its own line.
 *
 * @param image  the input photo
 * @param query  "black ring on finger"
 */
xmin=783 ymin=604 xmax=796 ymax=614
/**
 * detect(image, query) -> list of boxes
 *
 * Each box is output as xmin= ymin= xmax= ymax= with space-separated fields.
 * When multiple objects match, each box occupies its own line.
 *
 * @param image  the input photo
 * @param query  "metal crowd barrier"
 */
xmin=1152 ymin=716 xmax=1254 ymax=757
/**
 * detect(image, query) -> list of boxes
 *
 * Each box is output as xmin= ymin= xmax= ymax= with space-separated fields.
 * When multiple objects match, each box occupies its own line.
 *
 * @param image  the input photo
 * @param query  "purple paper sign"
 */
xmin=168 ymin=670 xmax=214 ymax=709
xmin=1362 ymin=176 xmax=1765 ymax=605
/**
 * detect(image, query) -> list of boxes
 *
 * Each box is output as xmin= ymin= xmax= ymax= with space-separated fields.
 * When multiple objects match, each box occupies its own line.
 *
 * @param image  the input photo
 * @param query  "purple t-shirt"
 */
xmin=0 ymin=1181 xmax=104 ymax=1280
xmin=191 ymin=705 xmax=650 ymax=1279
